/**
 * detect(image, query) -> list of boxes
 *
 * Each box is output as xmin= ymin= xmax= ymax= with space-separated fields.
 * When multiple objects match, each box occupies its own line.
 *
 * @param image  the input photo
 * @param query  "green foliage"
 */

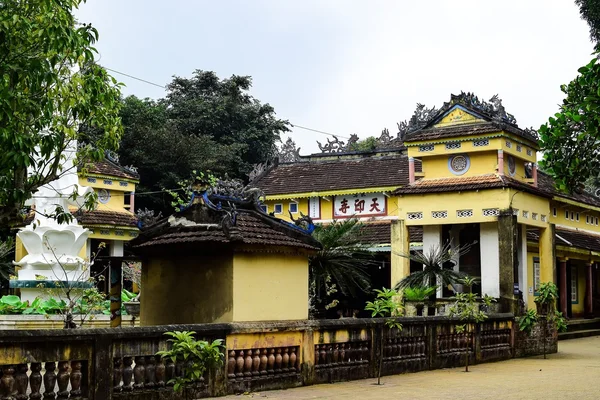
xmin=552 ymin=311 xmax=568 ymax=333
xmin=156 ymin=331 xmax=224 ymax=393
xmin=395 ymin=241 xmax=473 ymax=291
xmin=112 ymin=71 xmax=289 ymax=213
xmin=538 ymin=57 xmax=600 ymax=192
xmin=448 ymin=277 xmax=494 ymax=332
xmin=403 ymin=286 xmax=438 ymax=302
xmin=517 ymin=309 xmax=539 ymax=334
xmin=348 ymin=136 xmax=378 ymax=152
xmin=534 ymin=282 xmax=559 ymax=305
xmin=166 ymin=170 xmax=218 ymax=212
xmin=575 ymin=0 xmax=600 ymax=47
xmin=0 ymin=0 xmax=123 ymax=224
xmin=364 ymin=288 xmax=403 ymax=330
xmin=309 ymin=218 xmax=375 ymax=312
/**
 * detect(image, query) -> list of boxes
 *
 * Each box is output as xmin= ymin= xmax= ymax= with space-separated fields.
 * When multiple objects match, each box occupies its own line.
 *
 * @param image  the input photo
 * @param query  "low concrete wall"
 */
xmin=515 ymin=319 xmax=558 ymax=358
xmin=0 ymin=315 xmax=140 ymax=330
xmin=0 ymin=315 xmax=517 ymax=399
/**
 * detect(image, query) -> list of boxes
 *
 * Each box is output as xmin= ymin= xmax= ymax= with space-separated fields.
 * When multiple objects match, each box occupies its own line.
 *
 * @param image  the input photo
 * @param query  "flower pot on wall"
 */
xmin=535 ymin=302 xmax=552 ymax=316
xmin=124 ymin=301 xmax=140 ymax=317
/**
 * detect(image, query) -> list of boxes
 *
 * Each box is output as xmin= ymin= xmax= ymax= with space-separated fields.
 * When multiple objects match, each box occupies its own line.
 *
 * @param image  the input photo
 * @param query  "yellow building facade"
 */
xmin=256 ymin=93 xmax=600 ymax=319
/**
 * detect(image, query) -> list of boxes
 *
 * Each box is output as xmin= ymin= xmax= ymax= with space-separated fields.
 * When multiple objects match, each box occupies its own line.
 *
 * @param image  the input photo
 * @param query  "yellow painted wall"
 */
xmin=87 ymin=229 xmax=138 ymax=242
xmin=264 ymin=199 xmax=308 ymax=222
xmin=232 ymin=252 xmax=308 ymax=321
xmin=572 ymin=262 xmax=586 ymax=315
xmin=419 ymin=152 xmax=499 ymax=179
xmin=503 ymin=156 xmax=527 ymax=181
xmin=141 ymin=254 xmax=234 ymax=325
xmin=508 ymin=190 xmax=551 ymax=228
xmin=550 ymin=203 xmax=600 ymax=232
xmin=526 ymin=251 xmax=536 ymax=308
xmin=227 ymin=331 xmax=303 ymax=350
xmin=79 ymin=176 xmax=137 ymax=192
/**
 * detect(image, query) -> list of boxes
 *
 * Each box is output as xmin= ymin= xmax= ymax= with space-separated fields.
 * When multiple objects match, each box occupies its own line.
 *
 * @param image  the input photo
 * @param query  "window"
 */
xmin=565 ymin=210 xmax=569 ymax=219
xmin=274 ymin=204 xmax=283 ymax=214
xmin=587 ymin=215 xmax=590 ymax=224
xmin=571 ymin=266 xmax=578 ymax=304
xmin=571 ymin=211 xmax=575 ymax=221
xmin=533 ymin=257 xmax=541 ymax=293
xmin=596 ymin=217 xmax=599 ymax=226
xmin=260 ymin=204 xmax=268 ymax=213
xmin=576 ymin=213 xmax=580 ymax=222
xmin=553 ymin=208 xmax=557 ymax=217
xmin=98 ymin=189 xmax=110 ymax=204
xmin=289 ymin=202 xmax=298 ymax=213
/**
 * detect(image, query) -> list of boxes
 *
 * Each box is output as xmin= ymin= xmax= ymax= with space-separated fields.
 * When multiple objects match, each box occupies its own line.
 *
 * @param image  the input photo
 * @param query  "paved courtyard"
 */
xmin=222 ymin=336 xmax=600 ymax=400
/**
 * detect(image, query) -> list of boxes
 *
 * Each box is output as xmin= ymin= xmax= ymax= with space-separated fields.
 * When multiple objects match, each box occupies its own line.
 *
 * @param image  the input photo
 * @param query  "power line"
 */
xmin=103 ymin=66 xmax=351 ymax=140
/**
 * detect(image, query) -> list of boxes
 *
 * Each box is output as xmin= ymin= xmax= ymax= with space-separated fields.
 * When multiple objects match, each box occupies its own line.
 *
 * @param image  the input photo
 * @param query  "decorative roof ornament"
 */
xmin=524 ymin=127 xmax=540 ymax=141
xmin=317 ymin=134 xmax=360 ymax=153
xmin=106 ymin=150 xmax=119 ymax=164
xmin=378 ymin=128 xmax=392 ymax=146
xmin=248 ymin=162 xmax=267 ymax=182
xmin=449 ymin=92 xmax=517 ymax=125
xmin=397 ymin=103 xmax=438 ymax=140
xmin=278 ymin=137 xmax=302 ymax=162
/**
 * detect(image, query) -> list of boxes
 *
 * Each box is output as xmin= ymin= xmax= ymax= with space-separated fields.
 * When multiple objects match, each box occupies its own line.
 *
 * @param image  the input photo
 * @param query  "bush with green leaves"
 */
xmin=156 ymin=331 xmax=224 ymax=394
xmin=552 ymin=311 xmax=568 ymax=333
xmin=517 ymin=309 xmax=539 ymax=334
xmin=365 ymin=288 xmax=403 ymax=385
xmin=403 ymin=286 xmax=437 ymax=302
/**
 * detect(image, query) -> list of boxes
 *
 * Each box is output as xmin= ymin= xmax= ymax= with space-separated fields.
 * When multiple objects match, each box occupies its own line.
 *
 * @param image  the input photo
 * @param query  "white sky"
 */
xmin=76 ymin=0 xmax=595 ymax=155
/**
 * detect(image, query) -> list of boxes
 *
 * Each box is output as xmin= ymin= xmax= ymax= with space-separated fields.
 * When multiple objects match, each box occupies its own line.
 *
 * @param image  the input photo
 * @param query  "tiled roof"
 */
xmin=359 ymin=223 xmax=422 ymax=245
xmin=528 ymin=227 xmax=600 ymax=252
xmin=394 ymin=174 xmax=551 ymax=198
xmin=133 ymin=203 xmax=321 ymax=253
xmin=404 ymin=121 xmax=535 ymax=143
xmin=83 ymin=159 xmax=139 ymax=181
xmin=75 ymin=210 xmax=138 ymax=227
xmin=255 ymin=155 xmax=419 ymax=196
xmin=537 ymin=170 xmax=600 ymax=208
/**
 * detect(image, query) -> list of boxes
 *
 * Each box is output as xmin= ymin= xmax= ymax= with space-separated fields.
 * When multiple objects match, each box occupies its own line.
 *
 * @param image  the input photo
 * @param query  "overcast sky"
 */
xmin=76 ymin=1 xmax=595 ymax=154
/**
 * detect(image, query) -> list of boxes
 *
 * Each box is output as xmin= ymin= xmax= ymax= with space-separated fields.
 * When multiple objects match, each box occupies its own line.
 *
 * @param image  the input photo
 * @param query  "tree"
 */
xmin=575 ymin=0 xmax=600 ymax=47
xmin=349 ymin=136 xmax=378 ymax=152
xmin=394 ymin=241 xmax=473 ymax=298
xmin=309 ymin=218 xmax=376 ymax=316
xmin=117 ymin=72 xmax=290 ymax=213
xmin=0 ymin=0 xmax=123 ymax=225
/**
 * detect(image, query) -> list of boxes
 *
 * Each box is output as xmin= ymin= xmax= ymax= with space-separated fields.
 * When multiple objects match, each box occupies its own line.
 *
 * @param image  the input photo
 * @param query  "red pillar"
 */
xmin=585 ymin=262 xmax=593 ymax=318
xmin=532 ymin=163 xmax=538 ymax=187
xmin=497 ymin=150 xmax=504 ymax=175
xmin=408 ymin=157 xmax=415 ymax=183
xmin=559 ymin=259 xmax=568 ymax=317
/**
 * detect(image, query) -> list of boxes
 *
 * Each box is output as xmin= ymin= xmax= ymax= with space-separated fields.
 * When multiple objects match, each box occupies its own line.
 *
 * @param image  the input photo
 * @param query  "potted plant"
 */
xmin=404 ymin=286 xmax=437 ymax=316
xmin=122 ymin=289 xmax=140 ymax=317
xmin=534 ymin=282 xmax=558 ymax=316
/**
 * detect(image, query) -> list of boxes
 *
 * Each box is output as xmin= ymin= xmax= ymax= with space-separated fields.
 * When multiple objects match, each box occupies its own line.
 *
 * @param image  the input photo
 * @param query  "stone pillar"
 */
xmin=130 ymin=192 xmax=135 ymax=213
xmin=559 ymin=259 xmax=568 ymax=317
xmin=480 ymin=222 xmax=500 ymax=297
xmin=422 ymin=225 xmax=442 ymax=296
xmin=532 ymin=163 xmax=538 ymax=187
xmin=539 ymin=225 xmax=556 ymax=284
xmin=408 ymin=157 xmax=415 ymax=183
xmin=497 ymin=150 xmax=504 ymax=175
xmin=390 ymin=220 xmax=410 ymax=289
xmin=498 ymin=211 xmax=518 ymax=312
xmin=585 ymin=262 xmax=593 ymax=318
xmin=518 ymin=224 xmax=528 ymax=306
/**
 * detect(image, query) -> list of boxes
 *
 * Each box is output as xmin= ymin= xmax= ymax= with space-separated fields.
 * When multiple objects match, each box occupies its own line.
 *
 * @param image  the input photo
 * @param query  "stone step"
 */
xmin=559 ymin=329 xmax=600 ymax=340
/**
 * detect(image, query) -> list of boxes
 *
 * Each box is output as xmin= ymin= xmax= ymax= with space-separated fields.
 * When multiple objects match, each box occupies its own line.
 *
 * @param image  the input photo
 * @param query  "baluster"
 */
xmin=331 ymin=345 xmax=338 ymax=366
xmin=56 ymin=361 xmax=69 ymax=400
xmin=384 ymin=338 xmax=392 ymax=359
xmin=30 ymin=363 xmax=42 ymax=400
xmin=243 ymin=350 xmax=253 ymax=378
xmin=113 ymin=358 xmax=123 ymax=393
xmin=339 ymin=344 xmax=346 ymax=365
xmin=227 ymin=351 xmax=236 ymax=379
xmin=70 ymin=361 xmax=83 ymax=399
xmin=325 ymin=345 xmax=333 ymax=365
xmin=235 ymin=351 xmax=244 ymax=380
xmin=165 ymin=359 xmax=175 ymax=386
xmin=122 ymin=357 xmax=133 ymax=391
xmin=391 ymin=338 xmax=399 ymax=359
xmin=275 ymin=348 xmax=283 ymax=373
xmin=259 ymin=349 xmax=268 ymax=376
xmin=155 ymin=356 xmax=166 ymax=387
xmin=14 ymin=364 xmax=28 ymax=400
xmin=314 ymin=345 xmax=320 ymax=368
xmin=289 ymin=348 xmax=297 ymax=372
xmin=319 ymin=345 xmax=327 ymax=365
xmin=43 ymin=362 xmax=57 ymax=399
xmin=362 ymin=342 xmax=370 ymax=363
xmin=175 ymin=360 xmax=184 ymax=378
xmin=145 ymin=356 xmax=156 ymax=388
xmin=346 ymin=343 xmax=354 ymax=364
xmin=267 ymin=349 xmax=275 ymax=374
xmin=133 ymin=356 xmax=145 ymax=390
xmin=0 ymin=365 xmax=15 ymax=400
xmin=252 ymin=350 xmax=260 ymax=377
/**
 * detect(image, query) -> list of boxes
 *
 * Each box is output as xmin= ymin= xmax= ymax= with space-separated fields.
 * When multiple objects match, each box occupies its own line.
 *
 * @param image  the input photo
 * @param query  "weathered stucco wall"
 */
xmin=232 ymin=252 xmax=308 ymax=321
xmin=141 ymin=254 xmax=234 ymax=325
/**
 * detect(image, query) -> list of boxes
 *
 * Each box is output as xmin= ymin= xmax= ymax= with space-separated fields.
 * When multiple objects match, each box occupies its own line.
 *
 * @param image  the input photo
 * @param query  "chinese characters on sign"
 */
xmin=333 ymin=193 xmax=386 ymax=218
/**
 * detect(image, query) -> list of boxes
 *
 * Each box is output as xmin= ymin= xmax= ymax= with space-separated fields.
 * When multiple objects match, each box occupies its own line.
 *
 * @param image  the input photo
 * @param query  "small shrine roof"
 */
xmin=75 ymin=210 xmax=138 ymax=227
xmin=254 ymin=155 xmax=420 ymax=197
xmin=81 ymin=154 xmax=139 ymax=181
xmin=537 ymin=170 xmax=600 ymax=209
xmin=403 ymin=121 xmax=536 ymax=144
xmin=132 ymin=188 xmax=321 ymax=253
xmin=394 ymin=174 xmax=550 ymax=197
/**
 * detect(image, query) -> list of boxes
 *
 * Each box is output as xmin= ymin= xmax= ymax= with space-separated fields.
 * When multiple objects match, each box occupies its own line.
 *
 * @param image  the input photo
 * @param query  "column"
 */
xmin=585 ymin=262 xmax=593 ymax=318
xmin=408 ymin=157 xmax=415 ymax=183
xmin=559 ymin=259 xmax=568 ymax=317
xmin=480 ymin=222 xmax=500 ymax=297
xmin=422 ymin=225 xmax=442 ymax=297
xmin=539 ymin=225 xmax=556 ymax=284
xmin=518 ymin=224 xmax=529 ymax=307
xmin=390 ymin=220 xmax=410 ymax=289
xmin=497 ymin=211 xmax=518 ymax=309
xmin=497 ymin=150 xmax=504 ymax=175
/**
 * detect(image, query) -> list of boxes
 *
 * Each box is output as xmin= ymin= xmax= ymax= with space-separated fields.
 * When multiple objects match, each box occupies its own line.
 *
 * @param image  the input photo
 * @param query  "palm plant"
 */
xmin=394 ymin=240 xmax=475 ymax=297
xmin=310 ymin=218 xmax=376 ymax=314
